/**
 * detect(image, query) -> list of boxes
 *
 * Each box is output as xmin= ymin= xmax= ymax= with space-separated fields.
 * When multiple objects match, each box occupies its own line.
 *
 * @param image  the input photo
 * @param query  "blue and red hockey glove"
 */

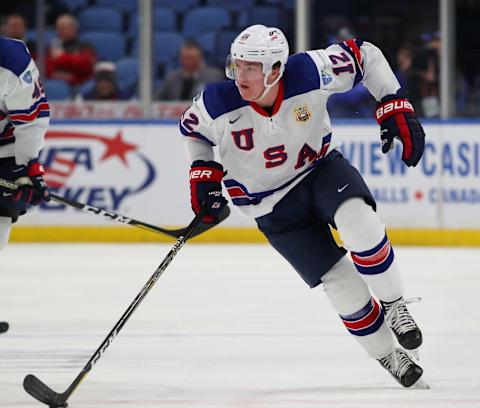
xmin=13 ymin=159 xmax=50 ymax=205
xmin=189 ymin=160 xmax=228 ymax=223
xmin=375 ymin=95 xmax=425 ymax=167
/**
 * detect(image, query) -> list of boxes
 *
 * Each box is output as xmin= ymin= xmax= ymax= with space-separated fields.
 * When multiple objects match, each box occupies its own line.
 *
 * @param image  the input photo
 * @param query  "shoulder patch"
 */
xmin=22 ymin=70 xmax=33 ymax=84
xmin=321 ymin=70 xmax=332 ymax=86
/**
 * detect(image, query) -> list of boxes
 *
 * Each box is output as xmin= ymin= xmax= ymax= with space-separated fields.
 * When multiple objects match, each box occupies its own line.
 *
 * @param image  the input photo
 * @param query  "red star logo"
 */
xmin=99 ymin=131 xmax=138 ymax=166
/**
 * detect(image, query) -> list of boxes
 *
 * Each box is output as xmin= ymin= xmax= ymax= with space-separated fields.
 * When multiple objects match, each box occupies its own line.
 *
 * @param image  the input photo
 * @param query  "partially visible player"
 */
xmin=0 ymin=37 xmax=51 ymax=333
xmin=180 ymin=25 xmax=426 ymax=387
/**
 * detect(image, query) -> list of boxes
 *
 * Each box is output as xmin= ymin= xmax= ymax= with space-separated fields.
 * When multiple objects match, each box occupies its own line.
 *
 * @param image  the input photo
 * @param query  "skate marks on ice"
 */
xmin=0 ymin=349 xmax=92 ymax=372
xmin=0 ymin=244 xmax=479 ymax=407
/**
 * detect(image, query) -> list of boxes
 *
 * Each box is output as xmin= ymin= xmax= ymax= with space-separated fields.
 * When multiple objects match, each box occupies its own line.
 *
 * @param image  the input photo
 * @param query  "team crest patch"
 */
xmin=22 ymin=71 xmax=33 ymax=84
xmin=294 ymin=105 xmax=312 ymax=123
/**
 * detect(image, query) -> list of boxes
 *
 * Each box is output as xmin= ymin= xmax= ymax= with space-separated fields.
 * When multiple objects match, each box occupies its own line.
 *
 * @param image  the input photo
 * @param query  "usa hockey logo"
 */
xmin=39 ymin=129 xmax=155 ymax=211
xmin=321 ymin=70 xmax=332 ymax=86
xmin=22 ymin=70 xmax=33 ymax=84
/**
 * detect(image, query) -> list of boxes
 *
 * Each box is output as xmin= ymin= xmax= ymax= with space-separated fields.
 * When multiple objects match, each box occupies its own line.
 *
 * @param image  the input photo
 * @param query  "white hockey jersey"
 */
xmin=0 ymin=37 xmax=50 ymax=165
xmin=180 ymin=39 xmax=400 ymax=218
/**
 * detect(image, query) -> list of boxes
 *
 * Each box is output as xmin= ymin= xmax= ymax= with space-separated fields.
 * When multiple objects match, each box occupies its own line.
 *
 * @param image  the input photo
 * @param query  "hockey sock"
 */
xmin=322 ymin=256 xmax=395 ymax=359
xmin=0 ymin=216 xmax=11 ymax=252
xmin=334 ymin=198 xmax=404 ymax=302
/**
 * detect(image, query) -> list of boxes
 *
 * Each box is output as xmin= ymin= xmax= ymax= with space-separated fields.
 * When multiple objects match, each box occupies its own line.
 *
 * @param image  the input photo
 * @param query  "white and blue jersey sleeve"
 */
xmin=180 ymin=80 xmax=249 ymax=162
xmin=179 ymin=90 xmax=217 ymax=146
xmin=0 ymin=37 xmax=50 ymax=165
xmin=306 ymin=39 xmax=400 ymax=101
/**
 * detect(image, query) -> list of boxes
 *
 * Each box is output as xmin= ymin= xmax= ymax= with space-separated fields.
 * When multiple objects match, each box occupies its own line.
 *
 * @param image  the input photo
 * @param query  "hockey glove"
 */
xmin=13 ymin=160 xmax=50 ymax=205
xmin=375 ymin=95 xmax=425 ymax=167
xmin=189 ymin=160 xmax=228 ymax=223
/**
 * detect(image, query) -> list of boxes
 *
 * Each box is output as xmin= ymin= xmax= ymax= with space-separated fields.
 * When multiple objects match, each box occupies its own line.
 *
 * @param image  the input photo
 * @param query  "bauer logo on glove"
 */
xmin=190 ymin=169 xmax=214 ymax=180
xmin=375 ymin=100 xmax=414 ymax=120
xmin=375 ymin=95 xmax=425 ymax=167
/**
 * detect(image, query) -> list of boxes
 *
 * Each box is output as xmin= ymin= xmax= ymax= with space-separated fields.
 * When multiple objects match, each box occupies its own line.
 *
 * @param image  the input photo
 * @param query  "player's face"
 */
xmin=234 ymin=60 xmax=267 ymax=101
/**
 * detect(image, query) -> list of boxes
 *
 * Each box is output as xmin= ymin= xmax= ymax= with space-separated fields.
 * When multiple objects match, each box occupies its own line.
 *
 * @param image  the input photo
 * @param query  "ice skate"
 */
xmin=381 ymin=297 xmax=422 ymax=350
xmin=378 ymin=348 xmax=423 ymax=387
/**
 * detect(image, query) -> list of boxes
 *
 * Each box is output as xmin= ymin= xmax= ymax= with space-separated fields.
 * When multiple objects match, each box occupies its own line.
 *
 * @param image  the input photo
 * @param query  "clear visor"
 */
xmin=225 ymin=55 xmax=266 ymax=81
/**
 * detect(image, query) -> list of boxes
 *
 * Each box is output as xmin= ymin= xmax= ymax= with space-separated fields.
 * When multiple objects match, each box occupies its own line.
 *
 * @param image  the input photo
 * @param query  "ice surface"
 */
xmin=1 ymin=244 xmax=479 ymax=407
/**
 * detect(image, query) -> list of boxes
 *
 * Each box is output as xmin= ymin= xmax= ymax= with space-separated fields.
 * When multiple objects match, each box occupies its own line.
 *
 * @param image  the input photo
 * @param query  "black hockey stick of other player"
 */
xmin=0 ymin=321 xmax=8 ymax=333
xmin=0 ymin=177 xmax=230 ymax=239
xmin=23 ymin=207 xmax=207 ymax=408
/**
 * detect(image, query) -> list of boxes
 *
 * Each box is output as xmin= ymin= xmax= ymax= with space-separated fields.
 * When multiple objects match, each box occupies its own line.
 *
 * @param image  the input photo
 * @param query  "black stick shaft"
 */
xmin=62 ymin=209 xmax=205 ymax=401
xmin=49 ymin=192 xmax=188 ymax=238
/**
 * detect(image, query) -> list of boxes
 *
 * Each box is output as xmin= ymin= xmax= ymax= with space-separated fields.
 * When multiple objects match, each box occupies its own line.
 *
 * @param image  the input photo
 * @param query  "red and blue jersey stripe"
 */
xmin=340 ymin=297 xmax=384 ymax=336
xmin=339 ymin=38 xmax=364 ymax=87
xmin=351 ymin=234 xmax=394 ymax=275
xmin=9 ymin=96 xmax=50 ymax=126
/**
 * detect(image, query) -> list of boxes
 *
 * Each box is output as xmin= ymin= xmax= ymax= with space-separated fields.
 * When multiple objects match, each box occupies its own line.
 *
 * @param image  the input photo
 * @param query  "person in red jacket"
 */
xmin=46 ymin=14 xmax=96 ymax=85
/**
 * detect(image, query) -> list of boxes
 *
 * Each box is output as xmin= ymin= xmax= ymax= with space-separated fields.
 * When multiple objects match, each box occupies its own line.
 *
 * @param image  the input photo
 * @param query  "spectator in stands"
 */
xmin=82 ymin=61 xmax=131 ymax=101
xmin=3 ymin=14 xmax=36 ymax=54
xmin=395 ymin=45 xmax=413 ymax=89
xmin=394 ymin=45 xmax=422 ymax=110
xmin=411 ymin=32 xmax=440 ymax=117
xmin=3 ymin=14 xmax=27 ymax=39
xmin=46 ymin=14 xmax=96 ymax=86
xmin=157 ymin=39 xmax=224 ymax=101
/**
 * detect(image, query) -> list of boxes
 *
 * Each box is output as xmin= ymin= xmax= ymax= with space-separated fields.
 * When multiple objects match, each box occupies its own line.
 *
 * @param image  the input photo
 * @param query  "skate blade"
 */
xmin=412 ymin=378 xmax=430 ymax=389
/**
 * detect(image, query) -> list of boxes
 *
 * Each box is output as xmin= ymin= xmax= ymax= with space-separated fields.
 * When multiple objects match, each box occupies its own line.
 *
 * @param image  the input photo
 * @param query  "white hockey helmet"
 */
xmin=226 ymin=24 xmax=289 ymax=84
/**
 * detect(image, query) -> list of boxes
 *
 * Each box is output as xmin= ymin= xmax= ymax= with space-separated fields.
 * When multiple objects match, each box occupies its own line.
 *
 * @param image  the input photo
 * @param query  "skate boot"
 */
xmin=378 ymin=348 xmax=423 ymax=387
xmin=381 ymin=297 xmax=422 ymax=350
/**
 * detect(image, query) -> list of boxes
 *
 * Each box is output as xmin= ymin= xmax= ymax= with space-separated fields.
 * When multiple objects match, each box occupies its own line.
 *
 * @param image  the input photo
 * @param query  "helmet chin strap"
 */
xmin=251 ymin=71 xmax=282 ymax=102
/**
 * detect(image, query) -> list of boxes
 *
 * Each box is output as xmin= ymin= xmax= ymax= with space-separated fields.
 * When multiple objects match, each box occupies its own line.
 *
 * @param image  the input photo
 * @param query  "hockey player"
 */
xmin=0 ymin=37 xmax=51 ymax=334
xmin=180 ymin=25 xmax=425 ymax=387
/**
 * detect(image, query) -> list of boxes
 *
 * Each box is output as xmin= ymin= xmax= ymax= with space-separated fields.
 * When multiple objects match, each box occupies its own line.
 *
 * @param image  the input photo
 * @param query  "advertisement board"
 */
xmin=13 ymin=121 xmax=480 ymax=243
xmin=20 ymin=123 xmax=255 ymax=229
xmin=338 ymin=123 xmax=480 ymax=229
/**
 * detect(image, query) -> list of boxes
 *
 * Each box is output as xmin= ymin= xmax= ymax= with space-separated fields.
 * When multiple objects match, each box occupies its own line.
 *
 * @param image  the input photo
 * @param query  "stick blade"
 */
xmin=23 ymin=374 xmax=68 ymax=407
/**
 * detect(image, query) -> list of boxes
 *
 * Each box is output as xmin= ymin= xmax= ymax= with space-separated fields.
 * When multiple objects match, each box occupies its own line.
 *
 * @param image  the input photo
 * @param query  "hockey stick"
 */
xmin=23 ymin=207 xmax=207 ymax=408
xmin=0 ymin=177 xmax=230 ymax=239
xmin=0 ymin=321 xmax=8 ymax=333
